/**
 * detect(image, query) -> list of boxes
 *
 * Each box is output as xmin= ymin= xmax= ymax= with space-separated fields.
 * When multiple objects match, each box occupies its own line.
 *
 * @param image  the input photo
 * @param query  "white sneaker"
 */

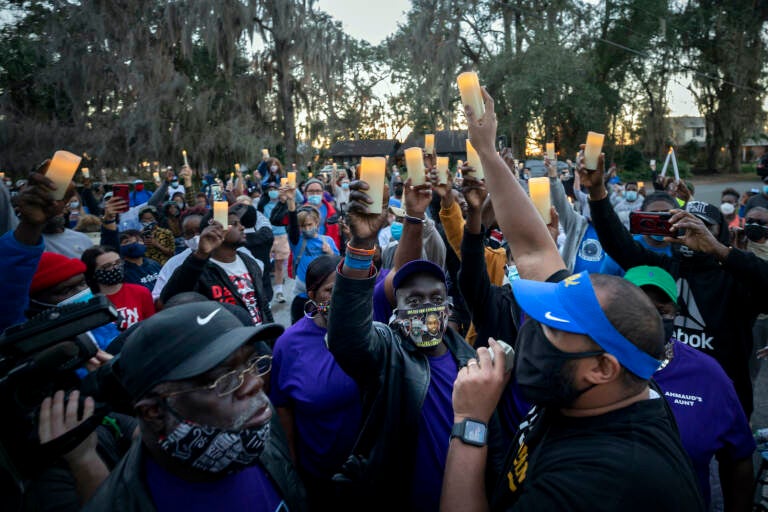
xmin=276 ymin=292 xmax=286 ymax=304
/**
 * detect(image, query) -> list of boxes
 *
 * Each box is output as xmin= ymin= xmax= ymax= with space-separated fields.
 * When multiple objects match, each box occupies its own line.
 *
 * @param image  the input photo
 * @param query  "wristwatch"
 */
xmin=451 ymin=418 xmax=488 ymax=447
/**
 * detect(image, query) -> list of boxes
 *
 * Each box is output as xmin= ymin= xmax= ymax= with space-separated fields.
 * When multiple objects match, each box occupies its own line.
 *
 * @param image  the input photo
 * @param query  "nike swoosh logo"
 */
xmin=544 ymin=311 xmax=570 ymax=323
xmin=197 ymin=308 xmax=221 ymax=326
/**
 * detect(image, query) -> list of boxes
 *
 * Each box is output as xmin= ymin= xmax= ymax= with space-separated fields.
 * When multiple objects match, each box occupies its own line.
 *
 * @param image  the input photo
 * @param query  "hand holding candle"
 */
xmin=546 ymin=143 xmax=556 ymax=161
xmin=359 ymin=156 xmax=386 ymax=214
xmin=528 ymin=177 xmax=552 ymax=224
xmin=583 ymin=132 xmax=605 ymax=170
xmin=404 ymin=147 xmax=426 ymax=186
xmin=424 ymin=134 xmax=435 ymax=155
xmin=262 ymin=149 xmax=270 ymax=160
xmin=47 ymin=151 xmax=82 ymax=200
xmin=213 ymin=201 xmax=229 ymax=229
xmin=436 ymin=157 xmax=449 ymax=184
xmin=457 ymin=71 xmax=485 ymax=120
xmin=465 ymin=140 xmax=485 ymax=180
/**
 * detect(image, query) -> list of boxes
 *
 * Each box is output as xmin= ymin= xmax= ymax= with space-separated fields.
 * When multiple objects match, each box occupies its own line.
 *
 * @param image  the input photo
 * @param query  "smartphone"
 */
xmin=211 ymin=184 xmax=223 ymax=201
xmin=488 ymin=339 xmax=516 ymax=372
xmin=112 ymin=184 xmax=130 ymax=212
xmin=629 ymin=211 xmax=675 ymax=237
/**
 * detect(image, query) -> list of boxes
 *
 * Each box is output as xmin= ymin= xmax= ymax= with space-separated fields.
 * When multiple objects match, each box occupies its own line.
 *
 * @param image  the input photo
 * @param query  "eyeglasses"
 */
xmin=98 ymin=261 xmax=123 ymax=271
xmin=160 ymin=355 xmax=272 ymax=398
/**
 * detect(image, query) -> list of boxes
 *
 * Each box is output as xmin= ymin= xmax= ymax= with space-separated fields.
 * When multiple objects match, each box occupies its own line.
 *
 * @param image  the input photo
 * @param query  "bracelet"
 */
xmin=102 ymin=218 xmax=116 ymax=224
xmin=344 ymin=254 xmax=373 ymax=270
xmin=346 ymin=243 xmax=376 ymax=257
xmin=404 ymin=214 xmax=425 ymax=225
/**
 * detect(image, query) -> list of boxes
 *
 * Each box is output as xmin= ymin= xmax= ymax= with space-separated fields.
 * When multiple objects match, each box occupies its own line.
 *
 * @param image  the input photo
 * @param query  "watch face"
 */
xmin=465 ymin=420 xmax=487 ymax=443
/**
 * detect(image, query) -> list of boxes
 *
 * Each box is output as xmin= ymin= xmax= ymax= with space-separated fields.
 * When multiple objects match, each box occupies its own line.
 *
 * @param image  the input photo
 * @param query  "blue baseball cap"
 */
xmin=511 ymin=271 xmax=661 ymax=379
xmin=392 ymin=259 xmax=446 ymax=291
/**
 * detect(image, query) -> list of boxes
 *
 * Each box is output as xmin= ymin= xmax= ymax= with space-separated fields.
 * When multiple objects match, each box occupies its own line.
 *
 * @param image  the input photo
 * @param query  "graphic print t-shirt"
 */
xmin=211 ymin=255 xmax=263 ymax=325
xmin=107 ymin=283 xmax=155 ymax=329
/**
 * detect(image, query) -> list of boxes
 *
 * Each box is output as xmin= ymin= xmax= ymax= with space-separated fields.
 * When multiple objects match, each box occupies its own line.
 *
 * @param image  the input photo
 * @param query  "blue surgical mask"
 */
xmin=763 ymin=185 xmax=768 ymax=195
xmin=268 ymin=190 xmax=279 ymax=200
xmin=650 ymin=235 xmax=666 ymax=242
xmin=390 ymin=221 xmax=403 ymax=241
xmin=58 ymin=288 xmax=94 ymax=306
xmin=307 ymin=194 xmax=323 ymax=206
xmin=625 ymin=191 xmax=638 ymax=202
xmin=303 ymin=227 xmax=318 ymax=238
xmin=341 ymin=183 xmax=350 ymax=189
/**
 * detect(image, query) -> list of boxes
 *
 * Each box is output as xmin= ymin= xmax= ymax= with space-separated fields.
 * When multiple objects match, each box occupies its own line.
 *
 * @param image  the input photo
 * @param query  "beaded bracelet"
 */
xmin=344 ymin=254 xmax=373 ymax=270
xmin=346 ymin=242 xmax=376 ymax=257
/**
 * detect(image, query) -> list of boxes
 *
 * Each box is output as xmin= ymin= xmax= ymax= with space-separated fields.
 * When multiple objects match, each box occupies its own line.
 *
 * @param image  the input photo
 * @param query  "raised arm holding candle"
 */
xmin=358 ymin=156 xmax=386 ymax=214
xmin=404 ymin=147 xmax=426 ymax=186
xmin=465 ymin=140 xmax=485 ymax=180
xmin=583 ymin=131 xmax=605 ymax=170
xmin=424 ymin=134 xmax=435 ymax=155
xmin=47 ymin=150 xmax=82 ymax=200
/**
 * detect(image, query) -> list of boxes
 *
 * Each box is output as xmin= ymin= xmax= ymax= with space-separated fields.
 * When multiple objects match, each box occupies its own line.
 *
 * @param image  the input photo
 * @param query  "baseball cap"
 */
xmin=512 ymin=271 xmax=660 ymax=379
xmin=114 ymin=302 xmax=283 ymax=400
xmin=623 ymin=266 xmax=677 ymax=305
xmin=685 ymin=200 xmax=722 ymax=226
xmin=392 ymin=259 xmax=446 ymax=291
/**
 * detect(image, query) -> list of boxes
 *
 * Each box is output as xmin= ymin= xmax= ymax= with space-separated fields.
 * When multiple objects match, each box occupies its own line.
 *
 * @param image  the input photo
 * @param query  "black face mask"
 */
xmin=514 ymin=320 xmax=604 ymax=408
xmin=662 ymin=318 xmax=675 ymax=342
xmin=745 ymin=223 xmax=768 ymax=242
xmin=394 ymin=185 xmax=404 ymax=197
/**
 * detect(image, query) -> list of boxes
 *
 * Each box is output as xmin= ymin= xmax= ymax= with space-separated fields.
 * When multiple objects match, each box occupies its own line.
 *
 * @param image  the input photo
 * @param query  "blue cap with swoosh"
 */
xmin=511 ymin=271 xmax=661 ymax=379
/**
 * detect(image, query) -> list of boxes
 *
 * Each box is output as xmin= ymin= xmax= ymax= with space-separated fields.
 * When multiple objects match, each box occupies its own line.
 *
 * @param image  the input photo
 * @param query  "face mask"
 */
xmin=185 ymin=235 xmax=200 ymax=251
xmin=625 ymin=191 xmax=638 ymax=202
xmin=748 ymin=239 xmax=768 ymax=259
xmin=390 ymin=303 xmax=449 ymax=348
xmin=135 ymin=184 xmax=144 ymax=191
xmin=302 ymin=227 xmax=318 ymax=238
xmin=341 ymin=182 xmax=350 ymax=189
xmin=390 ymin=221 xmax=403 ymax=241
xmin=650 ymin=235 xmax=666 ymax=242
xmin=268 ymin=190 xmax=279 ymax=200
xmin=175 ymin=200 xmax=185 ymax=209
xmin=170 ymin=180 xmax=179 ymax=189
xmin=394 ymin=185 xmax=404 ymax=196
xmin=663 ymin=318 xmax=675 ymax=342
xmin=120 ymin=242 xmax=147 ymax=259
xmin=58 ymin=288 xmax=94 ymax=306
xmin=514 ymin=320 xmax=604 ymax=408
xmin=158 ymin=412 xmax=270 ymax=475
xmin=270 ymin=165 xmax=279 ymax=173
xmin=141 ymin=221 xmax=156 ymax=230
xmin=507 ymin=264 xmax=520 ymax=282
xmin=763 ymin=185 xmax=768 ymax=195
xmin=94 ymin=264 xmax=125 ymax=286
xmin=720 ymin=202 xmax=735 ymax=216
xmin=69 ymin=201 xmax=80 ymax=209
xmin=307 ymin=194 xmax=323 ymax=206
xmin=745 ymin=223 xmax=768 ymax=242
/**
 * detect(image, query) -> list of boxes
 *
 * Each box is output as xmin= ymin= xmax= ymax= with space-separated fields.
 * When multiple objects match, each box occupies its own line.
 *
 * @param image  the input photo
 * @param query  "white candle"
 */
xmin=638 ymin=181 xmax=645 ymax=189
xmin=424 ymin=134 xmax=435 ymax=155
xmin=262 ymin=149 xmax=270 ymax=159
xmin=235 ymin=163 xmax=240 ymax=173
xmin=182 ymin=150 xmax=189 ymax=167
xmin=546 ymin=143 xmax=555 ymax=161
xmin=457 ymin=160 xmax=463 ymax=169
xmin=153 ymin=171 xmax=160 ymax=182
xmin=47 ymin=150 xmax=82 ymax=200
xmin=436 ymin=157 xmax=449 ymax=184
xmin=465 ymin=140 xmax=485 ymax=180
xmin=583 ymin=131 xmax=605 ymax=170
xmin=528 ymin=177 xmax=551 ymax=224
xmin=404 ymin=147 xmax=425 ymax=186
xmin=213 ymin=201 xmax=229 ymax=228
xmin=81 ymin=168 xmax=90 ymax=179
xmin=308 ymin=172 xmax=313 ymax=178
xmin=359 ymin=156 xmax=386 ymax=214
xmin=456 ymin=71 xmax=485 ymax=119
xmin=0 ymin=172 xmax=4 ymax=179
xmin=287 ymin=171 xmax=296 ymax=187
xmin=280 ymin=177 xmax=289 ymax=187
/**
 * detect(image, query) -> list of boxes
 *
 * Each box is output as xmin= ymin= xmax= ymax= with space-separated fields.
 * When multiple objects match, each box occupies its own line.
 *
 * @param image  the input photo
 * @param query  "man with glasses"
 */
xmin=83 ymin=302 xmax=305 ymax=511
xmin=161 ymin=206 xmax=273 ymax=326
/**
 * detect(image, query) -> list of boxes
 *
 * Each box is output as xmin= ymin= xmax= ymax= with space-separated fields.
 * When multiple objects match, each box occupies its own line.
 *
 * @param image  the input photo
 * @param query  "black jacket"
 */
xmin=82 ymin=412 xmax=306 ymax=512
xmin=160 ymin=251 xmax=274 ymax=324
xmin=327 ymin=271 xmax=503 ymax=509
xmin=590 ymin=195 xmax=768 ymax=417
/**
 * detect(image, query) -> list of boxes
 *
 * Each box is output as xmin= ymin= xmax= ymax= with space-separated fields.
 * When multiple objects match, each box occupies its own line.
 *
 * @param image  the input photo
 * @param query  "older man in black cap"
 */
xmin=83 ymin=302 xmax=305 ymax=511
xmin=160 ymin=205 xmax=272 ymax=325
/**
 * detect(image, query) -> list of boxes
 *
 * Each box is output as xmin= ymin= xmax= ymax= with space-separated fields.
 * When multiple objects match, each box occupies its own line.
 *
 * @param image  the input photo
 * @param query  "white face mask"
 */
xmin=185 ymin=235 xmax=200 ymax=251
xmin=270 ymin=165 xmax=278 ymax=173
xmin=720 ymin=202 xmax=735 ymax=216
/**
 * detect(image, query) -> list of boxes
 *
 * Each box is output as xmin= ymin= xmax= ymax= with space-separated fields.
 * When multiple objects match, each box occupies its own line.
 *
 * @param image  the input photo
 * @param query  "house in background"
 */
xmin=668 ymin=116 xmax=706 ymax=145
xmin=328 ymin=139 xmax=400 ymax=165
xmin=399 ymin=130 xmax=468 ymax=161
xmin=742 ymin=136 xmax=768 ymax=161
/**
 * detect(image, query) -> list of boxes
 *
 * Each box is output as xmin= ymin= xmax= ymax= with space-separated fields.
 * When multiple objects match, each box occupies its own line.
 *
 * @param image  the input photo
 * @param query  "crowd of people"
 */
xmin=1 ymin=88 xmax=768 ymax=512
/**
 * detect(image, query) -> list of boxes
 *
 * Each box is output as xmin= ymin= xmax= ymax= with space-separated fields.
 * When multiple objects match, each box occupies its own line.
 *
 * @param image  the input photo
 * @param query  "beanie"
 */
xmin=31 ymin=252 xmax=86 ymax=294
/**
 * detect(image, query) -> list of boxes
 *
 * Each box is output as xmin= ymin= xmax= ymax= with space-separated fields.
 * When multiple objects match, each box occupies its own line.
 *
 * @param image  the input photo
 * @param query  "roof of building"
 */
xmin=399 ymin=130 xmax=468 ymax=155
xmin=328 ymin=139 xmax=400 ymax=157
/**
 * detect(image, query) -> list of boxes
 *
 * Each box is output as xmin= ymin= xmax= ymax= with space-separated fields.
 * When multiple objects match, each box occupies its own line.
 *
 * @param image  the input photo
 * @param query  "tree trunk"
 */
xmin=275 ymin=43 xmax=297 ymax=165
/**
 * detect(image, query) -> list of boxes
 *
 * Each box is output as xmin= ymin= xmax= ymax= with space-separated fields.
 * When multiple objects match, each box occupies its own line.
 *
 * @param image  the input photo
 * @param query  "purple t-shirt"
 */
xmin=410 ymin=350 xmax=458 ymax=511
xmin=373 ymin=268 xmax=392 ymax=323
xmin=145 ymin=456 xmax=286 ymax=512
xmin=270 ymin=316 xmax=362 ymax=478
xmin=654 ymin=341 xmax=755 ymax=504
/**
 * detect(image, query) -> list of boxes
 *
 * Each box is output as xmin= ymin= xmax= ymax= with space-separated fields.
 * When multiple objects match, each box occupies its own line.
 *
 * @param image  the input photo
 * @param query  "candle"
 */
xmin=280 ymin=177 xmax=289 ymax=186
xmin=456 ymin=71 xmax=485 ymax=119
xmin=359 ymin=156 xmax=386 ymax=214
xmin=465 ymin=140 xmax=485 ymax=180
xmin=638 ymin=181 xmax=645 ymax=189
xmin=308 ymin=172 xmax=313 ymax=178
xmin=583 ymin=131 xmax=605 ymax=170
xmin=546 ymin=143 xmax=555 ymax=161
xmin=182 ymin=150 xmax=189 ymax=167
xmin=456 ymin=160 xmax=463 ymax=169
xmin=153 ymin=171 xmax=160 ymax=182
xmin=0 ymin=172 xmax=4 ymax=179
xmin=262 ymin=149 xmax=270 ymax=159
xmin=404 ymin=147 xmax=425 ymax=186
xmin=286 ymin=171 xmax=296 ymax=187
xmin=332 ymin=163 xmax=338 ymax=172
xmin=81 ymin=168 xmax=90 ymax=179
xmin=424 ymin=134 xmax=435 ymax=155
xmin=528 ymin=177 xmax=552 ymax=224
xmin=436 ymin=157 xmax=449 ymax=184
xmin=47 ymin=150 xmax=82 ymax=200
xmin=213 ymin=201 xmax=229 ymax=228
xmin=235 ymin=163 xmax=240 ymax=172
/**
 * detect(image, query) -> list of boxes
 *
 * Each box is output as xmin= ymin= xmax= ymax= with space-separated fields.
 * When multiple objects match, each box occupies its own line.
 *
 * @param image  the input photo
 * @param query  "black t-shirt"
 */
xmin=490 ymin=398 xmax=704 ymax=511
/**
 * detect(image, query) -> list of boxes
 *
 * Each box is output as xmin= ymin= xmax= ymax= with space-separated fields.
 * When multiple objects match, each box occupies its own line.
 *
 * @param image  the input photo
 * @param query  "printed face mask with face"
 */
xmin=390 ymin=303 xmax=449 ymax=348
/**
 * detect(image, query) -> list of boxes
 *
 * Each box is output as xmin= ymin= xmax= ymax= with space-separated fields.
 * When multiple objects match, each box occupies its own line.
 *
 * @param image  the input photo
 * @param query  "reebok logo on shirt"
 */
xmin=674 ymin=328 xmax=714 ymax=350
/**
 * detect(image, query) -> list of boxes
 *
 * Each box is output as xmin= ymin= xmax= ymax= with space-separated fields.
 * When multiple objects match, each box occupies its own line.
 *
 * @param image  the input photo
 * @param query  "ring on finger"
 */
xmin=467 ymin=360 xmax=479 ymax=368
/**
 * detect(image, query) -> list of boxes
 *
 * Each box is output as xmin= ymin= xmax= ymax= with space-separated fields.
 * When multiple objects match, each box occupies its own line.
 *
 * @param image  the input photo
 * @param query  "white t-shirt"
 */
xmin=210 ymin=255 xmax=263 ymax=325
xmin=44 ymin=229 xmax=95 ymax=258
